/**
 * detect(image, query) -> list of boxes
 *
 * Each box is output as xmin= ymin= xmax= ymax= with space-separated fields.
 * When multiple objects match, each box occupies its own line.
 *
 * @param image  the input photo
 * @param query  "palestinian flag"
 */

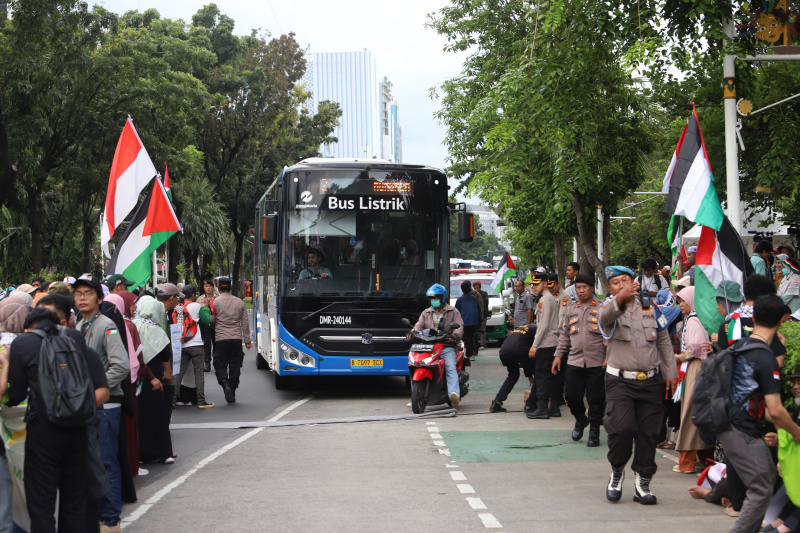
xmin=695 ymin=217 xmax=754 ymax=336
xmin=100 ymin=117 xmax=158 ymax=257
xmin=491 ymin=253 xmax=517 ymax=292
xmin=668 ymin=215 xmax=682 ymax=255
xmin=106 ymin=178 xmax=182 ymax=289
xmin=727 ymin=312 xmax=743 ymax=345
xmin=661 ymin=106 xmax=725 ymax=231
xmin=163 ymin=162 xmax=172 ymax=202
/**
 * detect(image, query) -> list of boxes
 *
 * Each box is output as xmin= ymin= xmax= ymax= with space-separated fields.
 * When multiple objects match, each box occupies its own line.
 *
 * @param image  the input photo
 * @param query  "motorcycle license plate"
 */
xmin=351 ymin=359 xmax=383 ymax=368
xmin=411 ymin=344 xmax=434 ymax=351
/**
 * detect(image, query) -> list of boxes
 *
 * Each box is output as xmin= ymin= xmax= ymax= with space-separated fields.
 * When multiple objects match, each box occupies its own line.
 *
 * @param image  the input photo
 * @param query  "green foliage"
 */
xmin=780 ymin=321 xmax=800 ymax=409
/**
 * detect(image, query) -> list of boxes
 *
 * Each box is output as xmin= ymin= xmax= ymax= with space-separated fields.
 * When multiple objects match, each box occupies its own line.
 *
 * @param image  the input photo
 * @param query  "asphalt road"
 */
xmin=122 ymin=345 xmax=736 ymax=532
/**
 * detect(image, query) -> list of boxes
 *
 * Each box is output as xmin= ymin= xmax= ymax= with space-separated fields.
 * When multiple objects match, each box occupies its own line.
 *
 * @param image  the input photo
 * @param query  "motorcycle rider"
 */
xmin=407 ymin=284 xmax=465 ymax=406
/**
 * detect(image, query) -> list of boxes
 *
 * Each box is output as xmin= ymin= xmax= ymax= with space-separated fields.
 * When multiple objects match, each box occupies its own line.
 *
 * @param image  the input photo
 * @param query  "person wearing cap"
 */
xmin=548 ymin=272 xmax=570 ymax=405
xmin=211 ymin=277 xmax=252 ymax=404
xmin=106 ymin=274 xmax=134 ymax=295
xmin=63 ymin=276 xmax=76 ymax=290
xmin=73 ymin=274 xmax=129 ymax=531
xmin=172 ymin=285 xmax=214 ymax=409
xmin=48 ymin=281 xmax=72 ymax=297
xmin=778 ymin=244 xmax=795 ymax=258
xmin=682 ymin=246 xmax=697 ymax=285
xmin=751 ymin=240 xmax=772 ymax=278
xmin=778 ymin=256 xmax=800 ymax=313
xmin=526 ymin=271 xmax=561 ymax=420
xmin=598 ymin=265 xmax=679 ymax=505
xmin=552 ymin=273 xmax=606 ymax=447
xmin=509 ymin=278 xmax=533 ymax=329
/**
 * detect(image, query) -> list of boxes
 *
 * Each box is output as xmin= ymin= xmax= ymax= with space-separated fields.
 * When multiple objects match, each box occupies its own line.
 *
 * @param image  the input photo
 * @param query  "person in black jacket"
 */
xmin=490 ymin=323 xmax=538 ymax=413
xmin=3 ymin=308 xmax=109 ymax=533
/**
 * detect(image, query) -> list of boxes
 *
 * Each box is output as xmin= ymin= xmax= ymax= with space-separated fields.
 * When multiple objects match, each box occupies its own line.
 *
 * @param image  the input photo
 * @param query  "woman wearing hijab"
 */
xmin=133 ymin=299 xmax=175 ymax=464
xmin=654 ymin=288 xmax=684 ymax=450
xmin=778 ymin=256 xmax=800 ymax=313
xmin=673 ymin=286 xmax=715 ymax=474
xmin=0 ymin=296 xmax=30 ymax=529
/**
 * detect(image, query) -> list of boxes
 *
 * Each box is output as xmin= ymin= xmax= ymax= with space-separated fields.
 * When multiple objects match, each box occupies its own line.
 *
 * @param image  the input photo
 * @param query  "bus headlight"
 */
xmin=280 ymin=344 xmax=316 ymax=368
xmin=289 ymin=351 xmax=298 ymax=360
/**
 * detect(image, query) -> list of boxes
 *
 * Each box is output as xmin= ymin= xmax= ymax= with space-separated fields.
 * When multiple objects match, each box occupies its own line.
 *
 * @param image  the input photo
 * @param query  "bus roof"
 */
xmin=288 ymin=158 xmax=446 ymax=174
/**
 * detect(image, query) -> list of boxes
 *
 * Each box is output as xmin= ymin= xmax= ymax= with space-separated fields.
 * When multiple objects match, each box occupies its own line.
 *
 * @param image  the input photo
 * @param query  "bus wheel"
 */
xmin=274 ymin=373 xmax=294 ymax=390
xmin=256 ymin=353 xmax=268 ymax=370
xmin=410 ymin=379 xmax=430 ymax=414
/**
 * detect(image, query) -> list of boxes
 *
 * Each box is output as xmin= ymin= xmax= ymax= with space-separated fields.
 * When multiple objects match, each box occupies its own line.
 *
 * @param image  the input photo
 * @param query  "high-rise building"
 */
xmin=302 ymin=50 xmax=402 ymax=162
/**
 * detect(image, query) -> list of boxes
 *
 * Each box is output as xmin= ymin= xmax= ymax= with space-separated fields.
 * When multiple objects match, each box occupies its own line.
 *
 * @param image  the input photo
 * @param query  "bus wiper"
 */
xmin=302 ymin=301 xmax=360 ymax=321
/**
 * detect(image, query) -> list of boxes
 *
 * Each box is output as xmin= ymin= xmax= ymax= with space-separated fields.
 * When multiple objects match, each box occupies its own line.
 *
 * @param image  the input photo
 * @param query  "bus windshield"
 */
xmin=282 ymin=168 xmax=446 ymax=300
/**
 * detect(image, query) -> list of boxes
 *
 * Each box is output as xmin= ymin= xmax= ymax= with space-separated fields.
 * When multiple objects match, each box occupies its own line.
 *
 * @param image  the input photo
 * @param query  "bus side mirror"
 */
xmin=262 ymin=215 xmax=278 ymax=244
xmin=458 ymin=212 xmax=474 ymax=242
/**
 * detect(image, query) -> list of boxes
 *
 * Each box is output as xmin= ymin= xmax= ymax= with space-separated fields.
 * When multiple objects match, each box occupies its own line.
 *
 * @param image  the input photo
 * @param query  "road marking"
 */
xmin=426 ymin=421 xmax=437 ymax=425
xmin=478 ymin=513 xmax=503 ymax=528
xmin=457 ymin=484 xmax=475 ymax=493
xmin=450 ymin=471 xmax=467 ymax=481
xmin=433 ymin=440 xmax=445 ymax=446
xmin=430 ymin=432 xmax=443 ymax=439
xmin=467 ymin=497 xmax=487 ymax=510
xmin=438 ymin=448 xmax=451 ymax=456
xmin=446 ymin=463 xmax=459 ymax=468
xmin=121 ymin=395 xmax=314 ymax=527
xmin=427 ymin=427 xmax=439 ymax=433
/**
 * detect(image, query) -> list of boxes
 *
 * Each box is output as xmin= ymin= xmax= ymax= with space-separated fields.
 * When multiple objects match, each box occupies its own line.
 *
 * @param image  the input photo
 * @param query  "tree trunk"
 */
xmin=0 ymin=104 xmax=18 ymax=208
xmin=570 ymin=191 xmax=608 ymax=295
xmin=28 ymin=196 xmax=42 ymax=273
xmin=80 ymin=208 xmax=92 ymax=273
xmin=168 ymin=235 xmax=180 ymax=283
xmin=553 ymin=233 xmax=567 ymax=286
xmin=231 ymin=227 xmax=244 ymax=297
xmin=201 ymin=252 xmax=214 ymax=281
xmin=576 ymin=231 xmax=594 ymax=280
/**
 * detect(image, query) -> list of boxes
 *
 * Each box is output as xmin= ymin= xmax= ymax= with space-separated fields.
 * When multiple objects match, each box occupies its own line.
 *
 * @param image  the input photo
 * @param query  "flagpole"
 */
xmin=152 ymin=249 xmax=157 ymax=288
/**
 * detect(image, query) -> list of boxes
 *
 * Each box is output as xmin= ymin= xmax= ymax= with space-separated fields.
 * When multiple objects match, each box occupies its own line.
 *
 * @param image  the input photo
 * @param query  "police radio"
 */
xmin=640 ymin=291 xmax=651 ymax=310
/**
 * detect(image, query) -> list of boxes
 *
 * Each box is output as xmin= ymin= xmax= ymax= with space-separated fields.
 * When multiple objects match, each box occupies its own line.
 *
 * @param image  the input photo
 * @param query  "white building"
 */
xmin=302 ymin=51 xmax=402 ymax=161
xmin=469 ymin=205 xmax=511 ymax=249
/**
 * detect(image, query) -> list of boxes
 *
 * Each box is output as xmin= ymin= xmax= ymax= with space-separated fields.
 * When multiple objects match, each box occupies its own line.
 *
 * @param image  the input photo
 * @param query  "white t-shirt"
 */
xmin=183 ymin=302 xmax=204 ymax=348
xmin=638 ymin=274 xmax=668 ymax=295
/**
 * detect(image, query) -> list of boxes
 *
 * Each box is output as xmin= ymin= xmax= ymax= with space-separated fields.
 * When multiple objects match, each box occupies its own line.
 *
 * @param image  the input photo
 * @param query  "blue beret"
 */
xmin=604 ymin=266 xmax=635 ymax=280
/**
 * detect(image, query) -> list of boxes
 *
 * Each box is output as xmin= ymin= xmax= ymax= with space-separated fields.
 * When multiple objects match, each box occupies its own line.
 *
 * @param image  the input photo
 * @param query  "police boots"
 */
xmin=587 ymin=424 xmax=600 ymax=447
xmin=572 ymin=417 xmax=588 ymax=441
xmin=633 ymin=473 xmax=657 ymax=505
xmin=606 ymin=466 xmax=624 ymax=502
xmin=526 ymin=404 xmax=549 ymax=419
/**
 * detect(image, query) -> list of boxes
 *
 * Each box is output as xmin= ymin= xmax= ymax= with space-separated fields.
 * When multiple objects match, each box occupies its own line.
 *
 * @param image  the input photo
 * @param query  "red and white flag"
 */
xmin=100 ymin=118 xmax=158 ymax=257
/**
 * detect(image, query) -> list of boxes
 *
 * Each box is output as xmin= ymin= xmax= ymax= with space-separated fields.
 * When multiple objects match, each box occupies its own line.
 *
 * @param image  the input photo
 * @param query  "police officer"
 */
xmin=598 ymin=266 xmax=678 ymax=505
xmin=549 ymin=273 xmax=570 ymax=405
xmin=490 ymin=323 xmax=537 ymax=413
xmin=552 ymin=274 xmax=605 ymax=447
xmin=526 ymin=272 xmax=561 ymax=419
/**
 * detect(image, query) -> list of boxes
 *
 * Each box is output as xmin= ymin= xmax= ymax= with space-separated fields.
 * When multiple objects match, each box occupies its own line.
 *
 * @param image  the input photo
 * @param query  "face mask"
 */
xmin=430 ymin=299 xmax=442 ymax=309
xmin=783 ymin=268 xmax=790 ymax=276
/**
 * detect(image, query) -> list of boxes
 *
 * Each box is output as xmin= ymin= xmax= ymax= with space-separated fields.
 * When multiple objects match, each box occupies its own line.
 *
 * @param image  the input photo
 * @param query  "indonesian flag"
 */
xmin=662 ymin=106 xmax=725 ymax=231
xmin=695 ymin=217 xmax=754 ymax=335
xmin=490 ymin=253 xmax=517 ymax=292
xmin=105 ymin=178 xmax=182 ymax=289
xmin=100 ymin=118 xmax=158 ymax=257
xmin=163 ymin=162 xmax=172 ymax=202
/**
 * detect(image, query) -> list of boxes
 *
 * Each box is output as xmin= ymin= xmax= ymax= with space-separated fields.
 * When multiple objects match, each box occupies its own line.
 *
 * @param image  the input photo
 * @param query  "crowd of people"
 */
xmin=492 ymin=247 xmax=800 ymax=532
xmin=0 ymin=274 xmax=251 ymax=532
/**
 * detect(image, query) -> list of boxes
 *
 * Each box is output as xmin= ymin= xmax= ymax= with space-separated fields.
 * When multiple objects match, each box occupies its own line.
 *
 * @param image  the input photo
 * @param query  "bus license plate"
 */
xmin=351 ymin=359 xmax=383 ymax=368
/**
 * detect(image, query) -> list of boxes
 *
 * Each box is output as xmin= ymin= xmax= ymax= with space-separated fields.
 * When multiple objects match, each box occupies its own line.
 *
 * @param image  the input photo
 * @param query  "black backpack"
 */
xmin=30 ymin=327 xmax=96 ymax=427
xmin=691 ymin=340 xmax=761 ymax=443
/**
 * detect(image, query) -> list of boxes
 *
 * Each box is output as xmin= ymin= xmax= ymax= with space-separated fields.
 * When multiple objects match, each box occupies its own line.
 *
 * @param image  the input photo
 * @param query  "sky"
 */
xmin=96 ymin=0 xmax=475 ymax=201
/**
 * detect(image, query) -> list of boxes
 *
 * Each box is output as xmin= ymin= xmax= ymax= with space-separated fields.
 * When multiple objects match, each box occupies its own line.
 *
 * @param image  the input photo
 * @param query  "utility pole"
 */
xmin=723 ymin=11 xmax=741 ymax=235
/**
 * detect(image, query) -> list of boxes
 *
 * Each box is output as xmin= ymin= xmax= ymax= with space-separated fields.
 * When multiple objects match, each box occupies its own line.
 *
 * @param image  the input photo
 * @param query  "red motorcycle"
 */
xmin=402 ymin=318 xmax=469 ymax=413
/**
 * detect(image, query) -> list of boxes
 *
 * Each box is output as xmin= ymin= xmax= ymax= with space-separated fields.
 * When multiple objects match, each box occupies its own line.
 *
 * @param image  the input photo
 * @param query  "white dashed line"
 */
xmin=457 ymin=484 xmax=475 ymax=494
xmin=467 ymin=497 xmax=488 ymax=510
xmin=428 ymin=425 xmax=503 ymax=530
xmin=450 ymin=471 xmax=467 ymax=481
xmin=478 ymin=513 xmax=503 ymax=528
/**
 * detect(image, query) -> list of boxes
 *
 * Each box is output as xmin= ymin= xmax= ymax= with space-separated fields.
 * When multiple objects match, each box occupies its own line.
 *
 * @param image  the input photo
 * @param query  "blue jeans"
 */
xmin=96 ymin=407 xmax=122 ymax=525
xmin=0 ymin=454 xmax=10 ymax=533
xmin=442 ymin=347 xmax=459 ymax=397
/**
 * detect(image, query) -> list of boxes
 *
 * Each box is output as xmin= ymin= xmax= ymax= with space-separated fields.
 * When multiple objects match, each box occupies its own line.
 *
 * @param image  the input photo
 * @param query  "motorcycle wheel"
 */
xmin=410 ymin=378 xmax=430 ymax=414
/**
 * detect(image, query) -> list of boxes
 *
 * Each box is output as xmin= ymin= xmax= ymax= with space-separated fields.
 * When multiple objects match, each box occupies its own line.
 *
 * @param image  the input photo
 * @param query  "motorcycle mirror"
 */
xmin=401 ymin=318 xmax=412 ymax=327
xmin=448 ymin=322 xmax=460 ymax=330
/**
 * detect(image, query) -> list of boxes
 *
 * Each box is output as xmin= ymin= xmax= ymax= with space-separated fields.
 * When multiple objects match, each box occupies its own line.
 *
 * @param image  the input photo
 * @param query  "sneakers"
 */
xmin=469 ymin=355 xmax=476 ymax=361
xmin=606 ymin=466 xmax=625 ymax=502
xmin=672 ymin=465 xmax=696 ymax=474
xmin=489 ymin=400 xmax=507 ymax=413
xmin=99 ymin=522 xmax=123 ymax=533
xmin=197 ymin=401 xmax=215 ymax=409
xmin=449 ymin=392 xmax=460 ymax=408
xmin=526 ymin=405 xmax=549 ymax=419
xmin=633 ymin=472 xmax=657 ymax=505
xmin=547 ymin=404 xmax=561 ymax=417
xmin=725 ymin=506 xmax=741 ymax=517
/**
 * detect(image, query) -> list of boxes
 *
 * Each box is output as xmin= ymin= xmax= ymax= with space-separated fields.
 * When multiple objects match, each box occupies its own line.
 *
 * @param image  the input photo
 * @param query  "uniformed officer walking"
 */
xmin=552 ymin=274 xmax=606 ymax=447
xmin=526 ymin=272 xmax=561 ymax=419
xmin=598 ymin=266 xmax=678 ymax=505
xmin=549 ymin=273 xmax=570 ymax=405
